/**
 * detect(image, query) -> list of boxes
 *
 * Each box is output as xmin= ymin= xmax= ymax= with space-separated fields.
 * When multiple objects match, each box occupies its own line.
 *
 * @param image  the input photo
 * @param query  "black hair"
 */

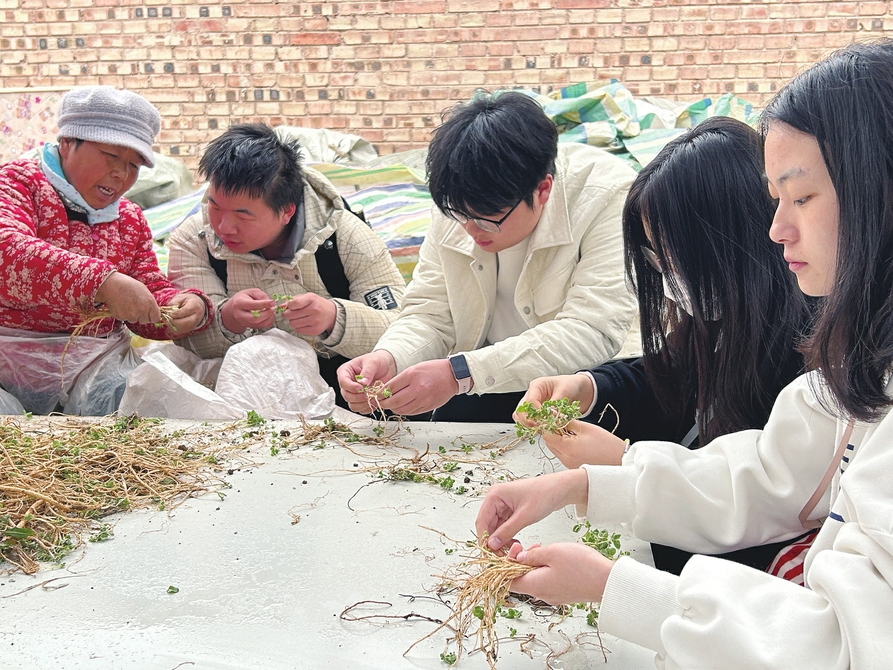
xmin=426 ymin=91 xmax=558 ymax=218
xmin=625 ymin=116 xmax=810 ymax=443
xmin=198 ymin=123 xmax=304 ymax=215
xmin=762 ymin=40 xmax=893 ymax=421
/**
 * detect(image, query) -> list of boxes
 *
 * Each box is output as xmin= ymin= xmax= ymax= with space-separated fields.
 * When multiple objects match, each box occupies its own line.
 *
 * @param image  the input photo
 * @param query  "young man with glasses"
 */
xmin=337 ymin=92 xmax=638 ymax=421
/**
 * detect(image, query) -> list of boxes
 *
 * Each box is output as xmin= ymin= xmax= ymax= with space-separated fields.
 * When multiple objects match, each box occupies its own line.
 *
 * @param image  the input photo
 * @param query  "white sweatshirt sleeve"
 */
xmin=584 ymin=372 xmax=840 ymax=554
xmin=591 ymin=371 xmax=893 ymax=669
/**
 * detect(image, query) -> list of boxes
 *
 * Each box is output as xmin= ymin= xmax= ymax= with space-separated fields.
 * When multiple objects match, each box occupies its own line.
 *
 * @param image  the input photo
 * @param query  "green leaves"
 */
xmin=514 ymin=398 xmax=581 ymax=443
xmin=573 ymin=521 xmax=628 ymax=560
xmin=272 ymin=293 xmax=291 ymax=314
xmin=88 ymin=524 xmax=113 ymax=543
xmin=1 ymin=527 xmax=35 ymax=540
xmin=245 ymin=410 xmax=266 ymax=427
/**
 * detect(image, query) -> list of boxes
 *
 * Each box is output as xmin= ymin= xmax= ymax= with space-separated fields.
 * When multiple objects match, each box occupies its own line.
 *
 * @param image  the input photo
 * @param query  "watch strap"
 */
xmin=448 ymin=354 xmax=473 ymax=395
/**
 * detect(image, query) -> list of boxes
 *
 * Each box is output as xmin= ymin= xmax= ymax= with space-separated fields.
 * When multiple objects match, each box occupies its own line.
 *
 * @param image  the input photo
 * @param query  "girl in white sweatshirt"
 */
xmin=475 ymin=40 xmax=893 ymax=669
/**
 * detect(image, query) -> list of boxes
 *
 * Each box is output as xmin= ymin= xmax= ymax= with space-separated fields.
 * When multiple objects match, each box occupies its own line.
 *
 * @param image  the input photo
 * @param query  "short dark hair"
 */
xmin=625 ymin=116 xmax=810 ymax=442
xmin=199 ymin=123 xmax=304 ymax=215
xmin=762 ymin=39 xmax=893 ymax=421
xmin=426 ymin=91 xmax=558 ymax=218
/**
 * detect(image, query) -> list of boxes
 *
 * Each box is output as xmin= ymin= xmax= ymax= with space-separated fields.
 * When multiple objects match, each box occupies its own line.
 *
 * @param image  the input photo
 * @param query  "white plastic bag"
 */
xmin=0 ymin=325 xmax=138 ymax=415
xmin=214 ymin=329 xmax=335 ymax=419
xmin=119 ymin=329 xmax=335 ymax=420
xmin=118 ymin=346 xmax=240 ymax=420
xmin=0 ymin=387 xmax=25 ymax=415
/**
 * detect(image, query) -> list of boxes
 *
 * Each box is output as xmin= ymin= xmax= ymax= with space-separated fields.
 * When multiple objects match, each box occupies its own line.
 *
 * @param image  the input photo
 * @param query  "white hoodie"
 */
xmin=585 ymin=371 xmax=893 ymax=669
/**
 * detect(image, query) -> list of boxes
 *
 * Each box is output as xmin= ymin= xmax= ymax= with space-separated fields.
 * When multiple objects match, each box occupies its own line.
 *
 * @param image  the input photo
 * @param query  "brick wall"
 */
xmin=1 ymin=1 xmax=890 ymax=175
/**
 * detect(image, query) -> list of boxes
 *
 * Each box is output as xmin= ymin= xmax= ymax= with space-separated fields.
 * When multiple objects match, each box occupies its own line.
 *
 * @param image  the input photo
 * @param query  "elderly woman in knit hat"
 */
xmin=0 ymin=86 xmax=213 ymax=415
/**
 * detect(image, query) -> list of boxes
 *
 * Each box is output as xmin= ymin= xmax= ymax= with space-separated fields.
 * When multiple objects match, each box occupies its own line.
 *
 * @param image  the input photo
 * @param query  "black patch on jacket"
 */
xmin=364 ymin=286 xmax=398 ymax=310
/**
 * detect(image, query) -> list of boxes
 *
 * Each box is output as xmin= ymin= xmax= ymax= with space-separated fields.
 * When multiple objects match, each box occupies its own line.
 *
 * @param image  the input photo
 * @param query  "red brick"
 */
xmin=289 ymin=32 xmax=341 ymax=46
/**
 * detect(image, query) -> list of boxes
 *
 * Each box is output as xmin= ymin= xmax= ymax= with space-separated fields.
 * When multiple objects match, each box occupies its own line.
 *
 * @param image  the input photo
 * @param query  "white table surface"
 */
xmin=0 ymin=417 xmax=657 ymax=670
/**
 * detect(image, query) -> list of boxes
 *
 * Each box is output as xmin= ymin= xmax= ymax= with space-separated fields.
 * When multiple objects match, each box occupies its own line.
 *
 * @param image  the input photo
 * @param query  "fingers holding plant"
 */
xmin=281 ymin=292 xmax=337 ymax=337
xmin=379 ymin=358 xmax=458 ymax=416
xmin=543 ymin=420 xmax=627 ymax=468
xmin=94 ymin=271 xmax=161 ymax=324
xmin=509 ymin=542 xmax=613 ymax=606
xmin=514 ymin=397 xmax=582 ymax=443
xmin=336 ymin=351 xmax=398 ymax=414
xmin=515 ymin=374 xmax=595 ymax=425
xmin=222 ymin=288 xmax=276 ymax=333
xmin=474 ymin=469 xmax=590 ymax=552
xmin=165 ymin=292 xmax=207 ymax=335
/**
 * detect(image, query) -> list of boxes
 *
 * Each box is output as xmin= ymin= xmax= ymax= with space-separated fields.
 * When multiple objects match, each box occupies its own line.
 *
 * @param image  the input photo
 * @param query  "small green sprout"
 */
xmin=499 ymin=607 xmax=521 ymax=620
xmin=272 ymin=293 xmax=292 ymax=314
xmin=439 ymin=651 xmax=457 ymax=665
xmin=88 ymin=524 xmax=113 ymax=543
xmin=167 ymin=585 xmax=179 ymax=594
xmin=587 ymin=609 xmax=599 ymax=626
xmin=245 ymin=410 xmax=266 ymax=427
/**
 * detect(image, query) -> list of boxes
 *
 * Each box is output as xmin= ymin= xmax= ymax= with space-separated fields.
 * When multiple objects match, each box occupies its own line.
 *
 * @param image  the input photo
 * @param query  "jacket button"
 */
xmin=523 ymin=306 xmax=531 ymax=314
xmin=485 ymin=376 xmax=495 ymax=386
xmin=272 ymin=269 xmax=278 ymax=276
xmin=477 ymin=264 xmax=483 ymax=271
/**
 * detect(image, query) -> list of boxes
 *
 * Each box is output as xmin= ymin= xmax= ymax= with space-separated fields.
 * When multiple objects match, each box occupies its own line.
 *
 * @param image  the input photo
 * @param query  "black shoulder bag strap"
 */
xmin=314 ymin=232 xmax=351 ymax=300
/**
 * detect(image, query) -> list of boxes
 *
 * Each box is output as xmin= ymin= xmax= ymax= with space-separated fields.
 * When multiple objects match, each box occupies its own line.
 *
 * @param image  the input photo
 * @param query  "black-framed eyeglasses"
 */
xmin=641 ymin=245 xmax=664 ymax=273
xmin=444 ymin=197 xmax=525 ymax=233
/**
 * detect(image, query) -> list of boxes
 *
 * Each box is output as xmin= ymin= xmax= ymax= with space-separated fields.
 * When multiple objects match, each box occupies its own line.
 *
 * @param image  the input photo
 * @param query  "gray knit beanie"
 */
xmin=56 ymin=86 xmax=161 ymax=168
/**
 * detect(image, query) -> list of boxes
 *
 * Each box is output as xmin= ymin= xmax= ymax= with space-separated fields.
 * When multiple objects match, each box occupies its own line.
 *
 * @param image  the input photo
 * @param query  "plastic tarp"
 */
xmin=124 ymin=152 xmax=195 ymax=210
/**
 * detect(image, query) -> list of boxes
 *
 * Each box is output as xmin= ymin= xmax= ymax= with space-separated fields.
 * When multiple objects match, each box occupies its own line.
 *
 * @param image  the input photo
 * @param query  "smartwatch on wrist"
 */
xmin=448 ymin=354 xmax=473 ymax=395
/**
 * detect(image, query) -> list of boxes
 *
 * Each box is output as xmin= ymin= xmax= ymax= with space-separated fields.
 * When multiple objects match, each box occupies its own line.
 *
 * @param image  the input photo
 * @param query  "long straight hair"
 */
xmin=625 ymin=117 xmax=810 ymax=443
xmin=761 ymin=40 xmax=893 ymax=421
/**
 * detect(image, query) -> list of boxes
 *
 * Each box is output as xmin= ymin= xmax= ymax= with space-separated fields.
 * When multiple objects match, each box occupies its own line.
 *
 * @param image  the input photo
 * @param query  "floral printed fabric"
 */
xmin=0 ymin=158 xmax=211 ymax=339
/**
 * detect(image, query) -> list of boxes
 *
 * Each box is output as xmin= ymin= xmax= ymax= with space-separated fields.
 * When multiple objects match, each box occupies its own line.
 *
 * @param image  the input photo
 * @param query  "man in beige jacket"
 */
xmin=167 ymin=123 xmax=405 ymax=408
xmin=338 ymin=92 xmax=637 ymax=421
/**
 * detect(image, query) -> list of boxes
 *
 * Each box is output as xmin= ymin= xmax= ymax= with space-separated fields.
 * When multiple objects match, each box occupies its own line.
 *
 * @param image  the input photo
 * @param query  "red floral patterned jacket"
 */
xmin=0 ymin=159 xmax=212 ymax=338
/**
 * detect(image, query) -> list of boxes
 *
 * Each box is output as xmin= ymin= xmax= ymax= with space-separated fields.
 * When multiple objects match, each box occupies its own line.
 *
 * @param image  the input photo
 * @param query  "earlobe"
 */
xmin=281 ymin=203 xmax=297 ymax=226
xmin=58 ymin=138 xmax=71 ymax=160
xmin=536 ymin=174 xmax=554 ymax=205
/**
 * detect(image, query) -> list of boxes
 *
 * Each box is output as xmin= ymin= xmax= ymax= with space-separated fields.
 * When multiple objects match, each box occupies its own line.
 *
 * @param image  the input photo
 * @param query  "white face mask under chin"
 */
xmin=663 ymin=273 xmax=696 ymax=316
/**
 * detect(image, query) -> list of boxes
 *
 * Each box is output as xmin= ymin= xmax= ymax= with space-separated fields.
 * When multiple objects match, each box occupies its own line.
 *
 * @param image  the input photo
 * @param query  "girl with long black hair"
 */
xmin=519 ymin=115 xmax=812 ymax=573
